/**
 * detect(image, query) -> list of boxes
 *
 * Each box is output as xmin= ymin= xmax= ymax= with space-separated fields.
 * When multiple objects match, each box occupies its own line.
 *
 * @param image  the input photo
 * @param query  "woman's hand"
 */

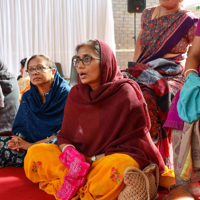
xmin=8 ymin=136 xmax=32 ymax=151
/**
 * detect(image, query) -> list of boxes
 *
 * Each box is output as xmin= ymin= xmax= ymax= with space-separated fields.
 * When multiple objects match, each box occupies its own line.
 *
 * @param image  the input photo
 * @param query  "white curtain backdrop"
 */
xmin=183 ymin=0 xmax=200 ymax=7
xmin=0 ymin=0 xmax=115 ymax=78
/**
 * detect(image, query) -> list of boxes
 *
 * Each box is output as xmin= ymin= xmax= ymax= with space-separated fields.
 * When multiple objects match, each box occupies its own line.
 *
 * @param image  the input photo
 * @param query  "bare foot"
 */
xmin=190 ymin=181 xmax=200 ymax=197
xmin=162 ymin=184 xmax=198 ymax=200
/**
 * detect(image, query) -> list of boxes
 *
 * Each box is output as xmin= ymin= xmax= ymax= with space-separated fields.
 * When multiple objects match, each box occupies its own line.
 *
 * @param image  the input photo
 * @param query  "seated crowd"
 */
xmin=0 ymin=1 xmax=200 ymax=199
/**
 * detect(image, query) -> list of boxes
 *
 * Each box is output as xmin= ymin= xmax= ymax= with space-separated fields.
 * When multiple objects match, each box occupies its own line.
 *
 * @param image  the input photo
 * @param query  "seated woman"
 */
xmin=123 ymin=0 xmax=198 ymax=164
xmin=17 ymin=58 xmax=31 ymax=102
xmin=24 ymin=39 xmax=167 ymax=200
xmin=0 ymin=59 xmax=19 ymax=136
xmin=0 ymin=55 xmax=71 ymax=168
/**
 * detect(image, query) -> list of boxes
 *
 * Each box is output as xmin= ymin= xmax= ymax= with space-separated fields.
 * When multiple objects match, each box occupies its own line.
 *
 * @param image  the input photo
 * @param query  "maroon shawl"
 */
xmin=57 ymin=40 xmax=165 ymax=171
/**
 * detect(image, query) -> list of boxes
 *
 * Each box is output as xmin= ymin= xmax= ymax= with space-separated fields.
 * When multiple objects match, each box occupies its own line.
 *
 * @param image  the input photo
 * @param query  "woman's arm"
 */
xmin=59 ymin=143 xmax=105 ymax=164
xmin=133 ymin=30 xmax=142 ymax=62
xmin=8 ymin=135 xmax=57 ymax=151
xmin=184 ymin=36 xmax=200 ymax=77
xmin=34 ymin=135 xmax=57 ymax=144
xmin=85 ymin=154 xmax=105 ymax=164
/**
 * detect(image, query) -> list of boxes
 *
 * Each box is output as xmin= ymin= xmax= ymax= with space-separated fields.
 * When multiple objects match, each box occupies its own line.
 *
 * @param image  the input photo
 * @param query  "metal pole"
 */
xmin=134 ymin=12 xmax=136 ymax=45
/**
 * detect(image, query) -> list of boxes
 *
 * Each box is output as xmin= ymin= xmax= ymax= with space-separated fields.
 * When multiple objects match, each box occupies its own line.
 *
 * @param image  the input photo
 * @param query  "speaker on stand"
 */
xmin=127 ymin=0 xmax=146 ymax=13
xmin=127 ymin=0 xmax=146 ymax=45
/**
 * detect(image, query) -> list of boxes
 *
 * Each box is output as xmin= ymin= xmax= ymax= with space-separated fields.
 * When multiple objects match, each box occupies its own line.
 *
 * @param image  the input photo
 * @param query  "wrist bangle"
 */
xmin=184 ymin=69 xmax=199 ymax=78
xmin=62 ymin=144 xmax=76 ymax=152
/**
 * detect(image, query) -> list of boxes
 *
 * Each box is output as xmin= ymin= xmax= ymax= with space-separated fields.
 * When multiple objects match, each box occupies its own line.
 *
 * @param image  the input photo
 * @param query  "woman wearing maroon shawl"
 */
xmin=123 ymin=1 xmax=198 ymax=165
xmin=24 ymin=40 xmax=165 ymax=199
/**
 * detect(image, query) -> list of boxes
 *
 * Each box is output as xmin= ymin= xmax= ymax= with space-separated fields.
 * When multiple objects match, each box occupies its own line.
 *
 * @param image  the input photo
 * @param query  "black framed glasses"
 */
xmin=26 ymin=65 xmax=52 ymax=75
xmin=72 ymin=56 xmax=100 ymax=67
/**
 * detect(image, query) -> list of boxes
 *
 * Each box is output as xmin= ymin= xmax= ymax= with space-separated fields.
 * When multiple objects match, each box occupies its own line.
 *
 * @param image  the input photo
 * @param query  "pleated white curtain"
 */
xmin=0 ymin=0 xmax=115 ymax=78
xmin=183 ymin=0 xmax=200 ymax=7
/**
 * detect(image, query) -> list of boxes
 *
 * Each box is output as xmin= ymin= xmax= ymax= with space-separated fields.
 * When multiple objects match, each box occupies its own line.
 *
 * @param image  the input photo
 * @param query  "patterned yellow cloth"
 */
xmin=72 ymin=153 xmax=139 ymax=200
xmin=24 ymin=143 xmax=140 ymax=200
xmin=24 ymin=144 xmax=68 ymax=199
xmin=18 ymin=77 xmax=30 ymax=102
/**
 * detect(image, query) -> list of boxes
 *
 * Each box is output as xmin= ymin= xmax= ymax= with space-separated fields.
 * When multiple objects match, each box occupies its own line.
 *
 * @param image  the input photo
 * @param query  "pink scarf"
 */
xmin=56 ymin=147 xmax=90 ymax=200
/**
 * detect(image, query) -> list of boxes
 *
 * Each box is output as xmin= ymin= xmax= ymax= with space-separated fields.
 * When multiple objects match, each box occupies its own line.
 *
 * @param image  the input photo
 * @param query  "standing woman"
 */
xmin=24 ymin=40 xmax=165 ymax=200
xmin=125 ymin=0 xmax=198 ymax=163
xmin=0 ymin=55 xmax=71 ymax=168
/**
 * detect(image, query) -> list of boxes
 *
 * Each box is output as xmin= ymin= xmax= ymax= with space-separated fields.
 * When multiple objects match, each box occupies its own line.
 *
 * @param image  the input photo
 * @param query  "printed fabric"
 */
xmin=138 ymin=7 xmax=197 ymax=63
xmin=18 ymin=76 xmax=30 ymax=102
xmin=124 ymin=58 xmax=184 ymax=161
xmin=56 ymin=147 xmax=90 ymax=200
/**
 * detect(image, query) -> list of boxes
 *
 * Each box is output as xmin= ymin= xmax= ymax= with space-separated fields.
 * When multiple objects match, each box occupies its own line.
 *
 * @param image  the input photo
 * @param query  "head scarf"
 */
xmin=12 ymin=62 xmax=71 ymax=142
xmin=57 ymin=40 xmax=165 ymax=171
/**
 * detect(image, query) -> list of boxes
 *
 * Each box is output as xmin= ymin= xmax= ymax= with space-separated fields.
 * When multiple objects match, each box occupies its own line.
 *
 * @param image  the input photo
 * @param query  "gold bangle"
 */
xmin=184 ymin=69 xmax=199 ymax=78
xmin=62 ymin=144 xmax=76 ymax=152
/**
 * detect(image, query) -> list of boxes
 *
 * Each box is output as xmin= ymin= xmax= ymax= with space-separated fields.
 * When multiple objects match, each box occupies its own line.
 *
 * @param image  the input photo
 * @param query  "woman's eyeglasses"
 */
xmin=26 ymin=65 xmax=52 ymax=75
xmin=72 ymin=56 xmax=100 ymax=67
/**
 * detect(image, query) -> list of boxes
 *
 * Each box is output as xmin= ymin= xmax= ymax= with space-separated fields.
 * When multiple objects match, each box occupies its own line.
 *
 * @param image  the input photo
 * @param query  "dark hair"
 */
xmin=20 ymin=58 xmax=27 ymax=68
xmin=75 ymin=40 xmax=101 ymax=58
xmin=27 ymin=55 xmax=54 ymax=70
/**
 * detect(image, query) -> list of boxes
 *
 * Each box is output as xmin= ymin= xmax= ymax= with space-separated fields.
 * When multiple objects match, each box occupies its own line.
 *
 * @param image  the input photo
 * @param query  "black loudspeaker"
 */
xmin=127 ymin=0 xmax=146 ymax=13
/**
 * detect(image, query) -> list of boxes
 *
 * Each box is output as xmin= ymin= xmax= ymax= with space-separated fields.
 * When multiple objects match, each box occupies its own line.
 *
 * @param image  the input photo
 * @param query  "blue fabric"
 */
xmin=0 ymin=135 xmax=58 ymax=168
xmin=12 ymin=64 xmax=71 ymax=142
xmin=177 ymin=72 xmax=200 ymax=123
